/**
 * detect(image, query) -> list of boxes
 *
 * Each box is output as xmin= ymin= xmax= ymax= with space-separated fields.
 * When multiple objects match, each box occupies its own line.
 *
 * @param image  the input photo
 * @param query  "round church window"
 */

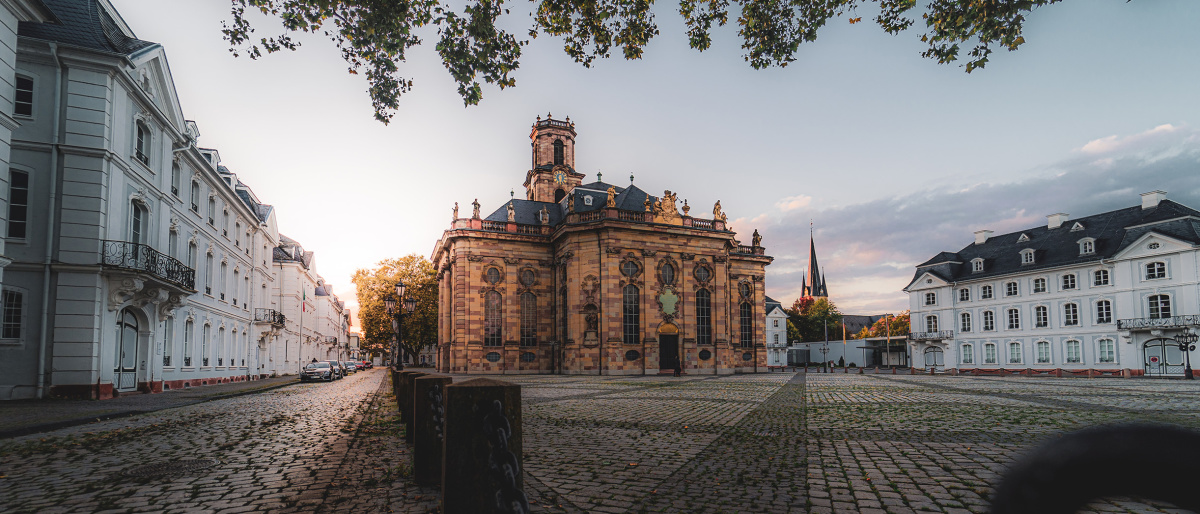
xmin=485 ymin=267 xmax=501 ymax=284
xmin=739 ymin=282 xmax=752 ymax=298
xmin=698 ymin=350 xmax=712 ymax=361
xmin=625 ymin=350 xmax=640 ymax=361
xmin=520 ymin=269 xmax=536 ymax=286
xmin=621 ymin=260 xmax=640 ymax=277
xmin=694 ymin=265 xmax=711 ymax=282
xmin=520 ymin=352 xmax=536 ymax=362
xmin=485 ymin=352 xmax=502 ymax=362
xmin=660 ymin=263 xmax=675 ymax=285
xmin=742 ymin=352 xmax=753 ymax=361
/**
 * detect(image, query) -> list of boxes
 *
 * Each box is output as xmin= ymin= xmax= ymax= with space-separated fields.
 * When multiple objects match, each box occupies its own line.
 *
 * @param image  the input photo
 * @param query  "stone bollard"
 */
xmin=442 ymin=378 xmax=527 ymax=514
xmin=401 ymin=371 xmax=429 ymax=441
xmin=392 ymin=368 xmax=404 ymax=405
xmin=413 ymin=374 xmax=453 ymax=486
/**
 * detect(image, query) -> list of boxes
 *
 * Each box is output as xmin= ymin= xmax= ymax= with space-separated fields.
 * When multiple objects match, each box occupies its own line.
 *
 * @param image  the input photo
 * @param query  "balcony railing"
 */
xmin=101 ymin=240 xmax=196 ymax=291
xmin=909 ymin=330 xmax=955 ymax=341
xmin=325 ymin=336 xmax=338 ymax=344
xmin=1117 ymin=315 xmax=1200 ymax=330
xmin=734 ymin=245 xmax=765 ymax=255
xmin=254 ymin=308 xmax=286 ymax=326
xmin=481 ymin=220 xmax=507 ymax=231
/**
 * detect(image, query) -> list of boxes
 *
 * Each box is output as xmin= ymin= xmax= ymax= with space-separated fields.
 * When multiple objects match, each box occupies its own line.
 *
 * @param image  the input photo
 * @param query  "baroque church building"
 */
xmin=431 ymin=115 xmax=773 ymax=374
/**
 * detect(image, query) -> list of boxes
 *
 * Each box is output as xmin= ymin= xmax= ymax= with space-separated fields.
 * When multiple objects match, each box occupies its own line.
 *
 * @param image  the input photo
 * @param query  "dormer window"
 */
xmin=1017 ymin=233 xmax=1030 ymax=243
xmin=1071 ymin=222 xmax=1085 ymax=232
xmin=583 ymin=195 xmax=593 ymax=206
xmin=971 ymin=258 xmax=984 ymax=273
xmin=1078 ymin=238 xmax=1095 ymax=255
xmin=1020 ymin=249 xmax=1035 ymax=265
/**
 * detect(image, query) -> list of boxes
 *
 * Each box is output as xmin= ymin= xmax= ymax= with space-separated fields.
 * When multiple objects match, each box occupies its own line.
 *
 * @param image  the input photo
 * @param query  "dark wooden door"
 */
xmin=659 ymin=335 xmax=679 ymax=370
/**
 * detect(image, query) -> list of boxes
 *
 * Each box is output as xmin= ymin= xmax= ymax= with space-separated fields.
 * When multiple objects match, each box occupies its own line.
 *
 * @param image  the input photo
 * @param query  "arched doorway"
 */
xmin=924 ymin=346 xmax=944 ymax=372
xmin=115 ymin=308 xmax=140 ymax=391
xmin=658 ymin=322 xmax=679 ymax=372
xmin=1143 ymin=338 xmax=1185 ymax=377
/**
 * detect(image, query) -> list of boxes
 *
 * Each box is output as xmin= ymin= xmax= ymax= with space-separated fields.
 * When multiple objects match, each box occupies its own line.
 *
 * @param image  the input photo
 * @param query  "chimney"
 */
xmin=1141 ymin=190 xmax=1166 ymax=210
xmin=974 ymin=230 xmax=993 ymax=245
xmin=1046 ymin=213 xmax=1069 ymax=229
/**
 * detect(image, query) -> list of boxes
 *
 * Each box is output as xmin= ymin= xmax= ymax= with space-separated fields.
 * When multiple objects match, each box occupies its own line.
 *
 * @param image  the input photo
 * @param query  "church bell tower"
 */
xmin=525 ymin=113 xmax=583 ymax=203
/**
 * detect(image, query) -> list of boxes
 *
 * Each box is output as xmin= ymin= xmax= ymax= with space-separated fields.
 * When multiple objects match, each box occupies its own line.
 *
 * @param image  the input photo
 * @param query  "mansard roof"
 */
xmin=912 ymin=199 xmax=1200 ymax=284
xmin=19 ymin=0 xmax=155 ymax=55
xmin=765 ymin=296 xmax=783 ymax=315
xmin=484 ymin=182 xmax=660 ymax=227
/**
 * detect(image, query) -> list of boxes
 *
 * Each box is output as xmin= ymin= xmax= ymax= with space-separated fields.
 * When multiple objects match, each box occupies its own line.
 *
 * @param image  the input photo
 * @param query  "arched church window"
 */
xmin=696 ymin=289 xmax=712 ymax=345
xmin=623 ymin=285 xmax=639 ymax=345
xmin=660 ymin=262 xmax=675 ymax=285
xmin=621 ymin=260 xmax=639 ymax=278
xmin=740 ymin=302 xmax=753 ymax=347
xmin=485 ymin=267 xmax=501 ymax=285
xmin=554 ymin=189 xmax=566 ymax=203
xmin=520 ymin=293 xmax=536 ymax=347
xmin=553 ymin=140 xmax=564 ymax=165
xmin=484 ymin=291 xmax=502 ymax=346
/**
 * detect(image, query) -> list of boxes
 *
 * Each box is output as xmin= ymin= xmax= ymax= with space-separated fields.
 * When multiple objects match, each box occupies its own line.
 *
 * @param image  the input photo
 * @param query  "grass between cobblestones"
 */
xmin=4 ymin=371 xmax=1200 ymax=513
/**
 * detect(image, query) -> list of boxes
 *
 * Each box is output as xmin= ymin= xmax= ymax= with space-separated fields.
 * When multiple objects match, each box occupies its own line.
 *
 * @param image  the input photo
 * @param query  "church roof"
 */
xmin=19 ymin=0 xmax=156 ymax=55
xmin=910 ymin=199 xmax=1200 ymax=284
xmin=484 ymin=183 xmax=661 ymax=227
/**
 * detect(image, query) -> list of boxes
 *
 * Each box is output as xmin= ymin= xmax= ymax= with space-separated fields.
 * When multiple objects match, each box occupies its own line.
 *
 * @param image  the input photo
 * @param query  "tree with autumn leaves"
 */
xmin=351 ymin=255 xmax=438 ymax=361
xmin=853 ymin=311 xmax=911 ymax=339
xmin=785 ymin=296 xmax=845 ymax=343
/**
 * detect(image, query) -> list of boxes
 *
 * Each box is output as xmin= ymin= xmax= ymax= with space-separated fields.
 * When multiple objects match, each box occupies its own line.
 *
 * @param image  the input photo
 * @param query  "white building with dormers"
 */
xmin=765 ymin=296 xmax=788 ymax=367
xmin=905 ymin=191 xmax=1200 ymax=377
xmin=0 ymin=0 xmax=340 ymax=399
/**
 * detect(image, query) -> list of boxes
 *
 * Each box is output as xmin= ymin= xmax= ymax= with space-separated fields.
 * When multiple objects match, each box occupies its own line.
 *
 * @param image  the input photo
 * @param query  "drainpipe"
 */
xmin=36 ymin=43 xmax=63 ymax=399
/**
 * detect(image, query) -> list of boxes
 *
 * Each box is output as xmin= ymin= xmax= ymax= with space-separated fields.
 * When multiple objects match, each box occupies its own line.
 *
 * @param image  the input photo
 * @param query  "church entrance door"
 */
xmin=659 ymin=335 xmax=679 ymax=371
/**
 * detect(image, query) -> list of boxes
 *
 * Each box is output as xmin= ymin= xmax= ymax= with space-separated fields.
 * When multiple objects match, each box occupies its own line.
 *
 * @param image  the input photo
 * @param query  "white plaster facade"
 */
xmin=765 ymin=297 xmax=787 ymax=367
xmin=906 ymin=191 xmax=1200 ymax=377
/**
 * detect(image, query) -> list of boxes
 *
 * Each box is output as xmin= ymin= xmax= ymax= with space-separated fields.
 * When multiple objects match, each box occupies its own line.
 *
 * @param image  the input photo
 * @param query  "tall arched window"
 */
xmin=183 ymin=319 xmax=194 ymax=366
xmin=1034 ymin=305 xmax=1048 ymax=327
xmin=553 ymin=140 xmax=564 ymax=165
xmin=205 ymin=253 xmax=214 ymax=295
xmin=1063 ymin=303 xmax=1079 ymax=326
xmin=232 ymin=269 xmax=240 ymax=304
xmin=219 ymin=262 xmax=228 ymax=300
xmin=623 ymin=285 xmax=639 ymax=345
xmin=201 ymin=324 xmax=210 ymax=366
xmin=163 ymin=317 xmax=174 ymax=367
xmin=1096 ymin=300 xmax=1112 ymax=324
xmin=218 ymin=327 xmax=225 ymax=366
xmin=135 ymin=121 xmax=150 ymax=165
xmin=960 ymin=312 xmax=971 ymax=332
xmin=190 ymin=180 xmax=200 ymax=212
xmin=130 ymin=201 xmax=147 ymax=245
xmin=208 ymin=197 xmax=216 ymax=225
xmin=520 ymin=293 xmax=537 ymax=347
xmin=484 ymin=291 xmax=502 ymax=346
xmin=696 ymin=289 xmax=712 ymax=345
xmin=171 ymin=163 xmax=181 ymax=197
xmin=740 ymin=302 xmax=754 ymax=347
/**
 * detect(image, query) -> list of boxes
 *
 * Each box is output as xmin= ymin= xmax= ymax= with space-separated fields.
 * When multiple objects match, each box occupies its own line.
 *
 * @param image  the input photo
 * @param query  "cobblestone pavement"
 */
xmin=5 ymin=371 xmax=1200 ymax=513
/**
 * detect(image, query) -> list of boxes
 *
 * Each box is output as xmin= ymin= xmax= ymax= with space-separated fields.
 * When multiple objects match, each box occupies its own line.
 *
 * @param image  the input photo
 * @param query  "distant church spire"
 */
xmin=802 ymin=229 xmax=828 ymax=298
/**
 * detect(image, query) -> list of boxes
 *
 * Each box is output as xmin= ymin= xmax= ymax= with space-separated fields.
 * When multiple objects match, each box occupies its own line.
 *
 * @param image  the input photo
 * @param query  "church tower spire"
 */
xmin=803 ymin=229 xmax=828 ymax=298
xmin=524 ymin=113 xmax=582 ymax=203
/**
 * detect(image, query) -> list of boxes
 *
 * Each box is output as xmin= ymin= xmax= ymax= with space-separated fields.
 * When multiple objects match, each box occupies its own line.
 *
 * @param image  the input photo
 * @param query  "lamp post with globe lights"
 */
xmin=1178 ymin=329 xmax=1198 ymax=380
xmin=385 ymin=280 xmax=417 ymax=370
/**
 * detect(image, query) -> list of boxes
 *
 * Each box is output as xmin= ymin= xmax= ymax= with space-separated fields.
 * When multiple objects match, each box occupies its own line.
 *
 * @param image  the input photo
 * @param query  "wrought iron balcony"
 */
xmin=254 ymin=308 xmax=286 ymax=326
xmin=1117 ymin=315 xmax=1200 ymax=331
xmin=101 ymin=240 xmax=196 ymax=291
xmin=324 ymin=336 xmax=338 ymax=344
xmin=908 ymin=330 xmax=954 ymax=341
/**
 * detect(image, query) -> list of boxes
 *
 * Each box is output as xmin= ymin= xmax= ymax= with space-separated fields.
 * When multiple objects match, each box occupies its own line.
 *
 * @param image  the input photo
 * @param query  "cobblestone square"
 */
xmin=3 ymin=370 xmax=1200 ymax=513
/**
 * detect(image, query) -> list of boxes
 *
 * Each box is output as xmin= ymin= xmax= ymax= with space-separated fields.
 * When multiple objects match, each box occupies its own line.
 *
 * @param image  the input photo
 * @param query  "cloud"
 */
xmin=775 ymin=194 xmax=812 ymax=212
xmin=759 ymin=125 xmax=1200 ymax=314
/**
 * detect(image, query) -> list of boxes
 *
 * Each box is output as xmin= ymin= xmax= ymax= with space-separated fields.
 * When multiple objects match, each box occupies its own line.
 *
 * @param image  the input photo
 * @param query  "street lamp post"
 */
xmin=1178 ymin=329 xmax=1198 ymax=380
xmin=819 ymin=342 xmax=830 ymax=373
xmin=385 ymin=280 xmax=418 ymax=371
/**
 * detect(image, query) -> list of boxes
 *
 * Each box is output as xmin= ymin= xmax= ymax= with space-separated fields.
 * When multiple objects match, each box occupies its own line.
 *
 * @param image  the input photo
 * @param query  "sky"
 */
xmin=109 ymin=0 xmax=1200 ymax=328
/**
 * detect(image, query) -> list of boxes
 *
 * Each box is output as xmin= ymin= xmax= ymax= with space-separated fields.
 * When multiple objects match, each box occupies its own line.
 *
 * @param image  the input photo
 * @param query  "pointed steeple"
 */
xmin=804 ymin=229 xmax=828 ymax=298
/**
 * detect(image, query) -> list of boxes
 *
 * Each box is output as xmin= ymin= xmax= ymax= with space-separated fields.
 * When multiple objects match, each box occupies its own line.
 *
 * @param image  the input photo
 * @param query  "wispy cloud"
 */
xmin=758 ymin=125 xmax=1200 ymax=314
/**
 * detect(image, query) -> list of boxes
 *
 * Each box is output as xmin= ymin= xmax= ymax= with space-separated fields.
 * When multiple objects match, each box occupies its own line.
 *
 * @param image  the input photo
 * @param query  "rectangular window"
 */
xmin=959 ymin=288 xmax=969 ymax=302
xmin=7 ymin=170 xmax=28 ymax=239
xmin=985 ymin=343 xmax=997 ymax=364
xmin=202 ymin=324 xmax=210 ymax=367
xmin=961 ymin=344 xmax=974 ymax=364
xmin=1149 ymin=295 xmax=1171 ymax=319
xmin=1033 ymin=278 xmax=1046 ymax=293
xmin=1098 ymin=339 xmax=1115 ymax=363
xmin=520 ymin=293 xmax=537 ymax=347
xmin=191 ymin=182 xmax=200 ymax=212
xmin=740 ymin=302 xmax=754 ymax=348
xmin=1062 ymin=274 xmax=1076 ymax=290
xmin=163 ymin=318 xmax=174 ymax=367
xmin=983 ymin=311 xmax=995 ymax=331
xmin=981 ymin=285 xmax=993 ymax=299
xmin=925 ymin=315 xmax=938 ymax=333
xmin=1005 ymin=282 xmax=1018 ymax=296
xmin=1063 ymin=303 xmax=1079 ymax=326
xmin=1146 ymin=262 xmax=1166 ymax=280
xmin=960 ymin=313 xmax=971 ymax=332
xmin=183 ymin=320 xmax=193 ymax=367
xmin=1008 ymin=342 xmax=1022 ymax=364
xmin=623 ymin=285 xmax=640 ymax=345
xmin=1096 ymin=301 xmax=1112 ymax=324
xmin=484 ymin=291 xmax=502 ymax=346
xmin=1036 ymin=341 xmax=1050 ymax=363
xmin=1035 ymin=306 xmax=1048 ymax=328
xmin=1094 ymin=270 xmax=1109 ymax=286
xmin=696 ymin=289 xmax=711 ymax=345
xmin=2 ymin=290 xmax=23 ymax=339
xmin=1066 ymin=340 xmax=1081 ymax=363
xmin=924 ymin=292 xmax=936 ymax=306
xmin=772 ymin=319 xmax=779 ymax=327
xmin=1007 ymin=309 xmax=1020 ymax=330
xmin=14 ymin=76 xmax=32 ymax=117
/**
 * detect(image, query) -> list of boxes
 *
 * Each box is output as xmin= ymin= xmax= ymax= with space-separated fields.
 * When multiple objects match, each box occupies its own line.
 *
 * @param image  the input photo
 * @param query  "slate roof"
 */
xmin=911 ymin=199 xmax=1200 ymax=284
xmin=19 ymin=0 xmax=156 ymax=55
xmin=765 ymin=296 xmax=784 ymax=314
xmin=484 ymin=183 xmax=660 ymax=226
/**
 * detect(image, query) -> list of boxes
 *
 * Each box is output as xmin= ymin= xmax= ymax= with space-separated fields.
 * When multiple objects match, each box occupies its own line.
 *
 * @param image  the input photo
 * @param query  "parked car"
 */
xmin=301 ymin=362 xmax=335 ymax=382
xmin=361 ymin=361 xmax=372 ymax=369
xmin=342 ymin=361 xmax=359 ymax=374
xmin=353 ymin=361 xmax=365 ymax=371
xmin=323 ymin=360 xmax=346 ymax=379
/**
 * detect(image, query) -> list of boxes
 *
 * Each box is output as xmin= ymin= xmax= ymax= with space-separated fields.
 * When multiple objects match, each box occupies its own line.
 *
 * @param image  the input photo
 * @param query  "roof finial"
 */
xmin=547 ymin=111 xmax=552 ymax=119
xmin=630 ymin=173 xmax=635 ymax=184
xmin=597 ymin=170 xmax=602 ymax=182
xmin=510 ymin=189 xmax=515 ymax=200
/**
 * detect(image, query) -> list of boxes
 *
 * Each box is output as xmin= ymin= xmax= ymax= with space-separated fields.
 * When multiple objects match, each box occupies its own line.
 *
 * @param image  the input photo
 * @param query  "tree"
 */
xmin=854 ymin=310 xmax=911 ymax=339
xmin=224 ymin=0 xmax=1068 ymax=123
xmin=785 ymin=296 xmax=844 ymax=342
xmin=351 ymin=254 xmax=438 ymax=361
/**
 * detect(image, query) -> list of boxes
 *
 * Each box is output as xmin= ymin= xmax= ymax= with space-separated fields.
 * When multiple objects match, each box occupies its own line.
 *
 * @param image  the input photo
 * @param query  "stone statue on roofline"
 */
xmin=540 ymin=205 xmax=550 ymax=225
xmin=453 ymin=202 xmax=459 ymax=220
xmin=606 ymin=186 xmax=617 ymax=208
xmin=713 ymin=200 xmax=727 ymax=222
xmin=472 ymin=198 xmax=481 ymax=219
xmin=568 ymin=193 xmax=575 ymax=214
xmin=507 ymin=201 xmax=516 ymax=222
xmin=644 ymin=195 xmax=653 ymax=213
xmin=752 ymin=229 xmax=762 ymax=247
